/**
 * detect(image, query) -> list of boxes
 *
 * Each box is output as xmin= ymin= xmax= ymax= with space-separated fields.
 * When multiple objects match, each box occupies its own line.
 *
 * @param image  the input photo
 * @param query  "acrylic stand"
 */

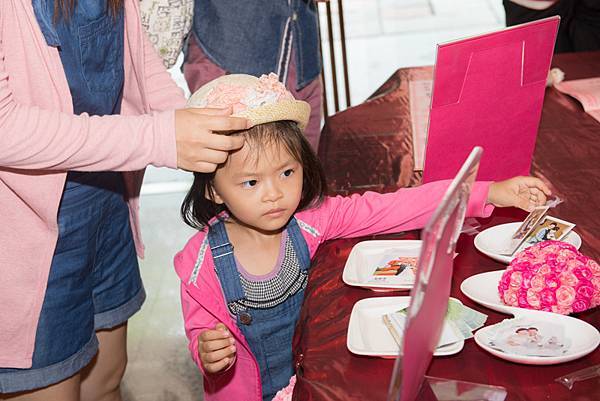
xmin=387 ymin=147 xmax=508 ymax=401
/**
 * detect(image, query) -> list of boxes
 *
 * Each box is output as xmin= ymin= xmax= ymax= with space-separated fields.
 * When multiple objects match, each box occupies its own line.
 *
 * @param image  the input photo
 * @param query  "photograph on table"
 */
xmin=499 ymin=205 xmax=551 ymax=256
xmin=522 ymin=216 xmax=575 ymax=247
xmin=485 ymin=318 xmax=571 ymax=358
xmin=369 ymin=252 xmax=418 ymax=285
xmin=512 ymin=205 xmax=550 ymax=241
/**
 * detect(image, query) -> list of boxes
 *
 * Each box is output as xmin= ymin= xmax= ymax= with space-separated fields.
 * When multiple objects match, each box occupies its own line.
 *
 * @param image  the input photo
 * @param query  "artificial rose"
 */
xmin=509 ymin=271 xmax=523 ymax=288
xmin=538 ymin=265 xmax=552 ymax=275
xmin=555 ymin=285 xmax=576 ymax=307
xmin=517 ymin=290 xmax=530 ymax=308
xmin=522 ymin=270 xmax=533 ymax=288
xmin=503 ymin=289 xmax=518 ymax=305
xmin=526 ymin=289 xmax=541 ymax=308
xmin=589 ymin=260 xmax=600 ymax=275
xmin=530 ymin=274 xmax=545 ymax=292
xmin=573 ymin=267 xmax=593 ymax=281
xmin=558 ymin=271 xmax=579 ymax=287
xmin=544 ymin=273 xmax=560 ymax=289
xmin=540 ymin=288 xmax=557 ymax=307
xmin=572 ymin=299 xmax=591 ymax=313
xmin=576 ymin=283 xmax=595 ymax=299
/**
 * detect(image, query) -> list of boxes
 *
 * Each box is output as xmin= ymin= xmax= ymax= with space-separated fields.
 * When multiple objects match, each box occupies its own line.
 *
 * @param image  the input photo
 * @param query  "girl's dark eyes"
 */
xmin=242 ymin=180 xmax=257 ymax=188
xmin=282 ymin=169 xmax=294 ymax=177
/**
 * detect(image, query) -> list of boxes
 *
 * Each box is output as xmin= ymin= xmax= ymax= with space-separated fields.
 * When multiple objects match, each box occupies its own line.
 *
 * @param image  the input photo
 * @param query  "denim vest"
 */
xmin=191 ymin=0 xmax=321 ymax=90
xmin=32 ymin=0 xmax=125 ymax=199
xmin=208 ymin=218 xmax=310 ymax=401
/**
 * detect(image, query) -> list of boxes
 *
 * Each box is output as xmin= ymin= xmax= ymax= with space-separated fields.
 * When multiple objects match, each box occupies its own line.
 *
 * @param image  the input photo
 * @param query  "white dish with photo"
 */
xmin=342 ymin=240 xmax=422 ymax=291
xmin=346 ymin=296 xmax=464 ymax=357
xmin=460 ymin=270 xmax=518 ymax=314
xmin=474 ymin=222 xmax=581 ymax=264
xmin=474 ymin=309 xmax=600 ymax=365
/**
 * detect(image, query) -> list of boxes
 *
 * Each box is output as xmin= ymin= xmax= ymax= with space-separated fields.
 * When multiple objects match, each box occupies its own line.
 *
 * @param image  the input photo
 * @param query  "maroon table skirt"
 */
xmin=293 ymin=52 xmax=600 ymax=401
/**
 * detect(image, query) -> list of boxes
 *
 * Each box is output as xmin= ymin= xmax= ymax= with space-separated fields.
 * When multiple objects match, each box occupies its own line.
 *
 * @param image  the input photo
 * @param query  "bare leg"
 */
xmin=80 ymin=323 xmax=128 ymax=401
xmin=0 ymin=374 xmax=80 ymax=401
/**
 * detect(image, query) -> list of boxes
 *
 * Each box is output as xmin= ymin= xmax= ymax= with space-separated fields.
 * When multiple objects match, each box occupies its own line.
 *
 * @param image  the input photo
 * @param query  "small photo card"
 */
xmin=368 ymin=252 xmax=418 ymax=285
xmin=486 ymin=317 xmax=571 ymax=357
xmin=521 ymin=216 xmax=575 ymax=248
xmin=512 ymin=205 xmax=550 ymax=241
xmin=500 ymin=206 xmax=550 ymax=255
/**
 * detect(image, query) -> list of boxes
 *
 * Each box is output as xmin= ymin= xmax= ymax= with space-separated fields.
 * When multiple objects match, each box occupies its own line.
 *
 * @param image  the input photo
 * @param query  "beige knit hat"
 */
xmin=186 ymin=73 xmax=311 ymax=131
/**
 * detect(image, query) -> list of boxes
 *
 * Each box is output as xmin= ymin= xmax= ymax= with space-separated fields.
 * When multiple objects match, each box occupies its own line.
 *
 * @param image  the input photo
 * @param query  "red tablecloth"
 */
xmin=294 ymin=52 xmax=600 ymax=401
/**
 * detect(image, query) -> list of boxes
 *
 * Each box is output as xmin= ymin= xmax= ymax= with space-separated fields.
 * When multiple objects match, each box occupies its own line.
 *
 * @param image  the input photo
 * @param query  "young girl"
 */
xmin=174 ymin=74 xmax=551 ymax=401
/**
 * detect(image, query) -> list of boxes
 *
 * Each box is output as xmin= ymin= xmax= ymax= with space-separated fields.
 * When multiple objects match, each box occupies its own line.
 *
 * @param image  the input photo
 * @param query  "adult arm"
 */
xmin=0 ymin=43 xmax=178 ymax=172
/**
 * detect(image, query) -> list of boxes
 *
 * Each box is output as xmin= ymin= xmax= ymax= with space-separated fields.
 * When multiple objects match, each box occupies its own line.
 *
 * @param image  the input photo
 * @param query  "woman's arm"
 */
xmin=0 ymin=44 xmax=178 ymax=171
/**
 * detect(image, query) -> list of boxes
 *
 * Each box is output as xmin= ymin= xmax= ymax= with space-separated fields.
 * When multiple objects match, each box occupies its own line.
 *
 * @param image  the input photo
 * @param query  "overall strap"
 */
xmin=207 ymin=220 xmax=245 ymax=306
xmin=287 ymin=217 xmax=311 ymax=272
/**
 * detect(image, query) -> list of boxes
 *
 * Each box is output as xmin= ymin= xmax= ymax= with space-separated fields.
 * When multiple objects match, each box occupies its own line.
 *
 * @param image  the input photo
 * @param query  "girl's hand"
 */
xmin=488 ymin=176 xmax=552 ymax=212
xmin=198 ymin=323 xmax=236 ymax=374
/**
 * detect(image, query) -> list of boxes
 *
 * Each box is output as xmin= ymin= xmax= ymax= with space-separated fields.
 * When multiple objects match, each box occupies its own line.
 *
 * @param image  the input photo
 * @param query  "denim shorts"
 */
xmin=0 ymin=172 xmax=145 ymax=393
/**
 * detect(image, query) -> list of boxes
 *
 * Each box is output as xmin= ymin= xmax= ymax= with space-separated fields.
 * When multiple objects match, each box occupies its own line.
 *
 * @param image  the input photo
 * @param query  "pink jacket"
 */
xmin=174 ymin=181 xmax=494 ymax=401
xmin=0 ymin=0 xmax=186 ymax=368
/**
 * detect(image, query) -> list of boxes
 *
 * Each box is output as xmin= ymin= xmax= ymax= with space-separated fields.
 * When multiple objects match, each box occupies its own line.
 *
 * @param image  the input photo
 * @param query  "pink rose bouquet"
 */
xmin=498 ymin=241 xmax=600 ymax=314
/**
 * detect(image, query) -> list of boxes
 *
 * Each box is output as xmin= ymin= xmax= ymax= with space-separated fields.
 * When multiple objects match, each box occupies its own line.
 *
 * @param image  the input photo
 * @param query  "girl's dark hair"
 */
xmin=181 ymin=121 xmax=327 ymax=230
xmin=54 ymin=0 xmax=122 ymax=21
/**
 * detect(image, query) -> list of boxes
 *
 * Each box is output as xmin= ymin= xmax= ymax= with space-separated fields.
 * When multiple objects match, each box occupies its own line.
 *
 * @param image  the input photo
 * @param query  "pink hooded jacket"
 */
xmin=174 ymin=181 xmax=494 ymax=401
xmin=0 ymin=0 xmax=186 ymax=368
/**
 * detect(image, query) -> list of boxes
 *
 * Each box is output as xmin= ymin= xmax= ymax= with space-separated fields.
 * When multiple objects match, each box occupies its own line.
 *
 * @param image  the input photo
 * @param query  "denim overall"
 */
xmin=208 ymin=218 xmax=310 ymax=401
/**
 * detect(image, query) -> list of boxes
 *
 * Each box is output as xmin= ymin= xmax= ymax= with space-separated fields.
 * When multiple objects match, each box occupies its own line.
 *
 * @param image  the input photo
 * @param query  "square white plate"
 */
xmin=342 ymin=240 xmax=422 ymax=291
xmin=346 ymin=296 xmax=464 ymax=357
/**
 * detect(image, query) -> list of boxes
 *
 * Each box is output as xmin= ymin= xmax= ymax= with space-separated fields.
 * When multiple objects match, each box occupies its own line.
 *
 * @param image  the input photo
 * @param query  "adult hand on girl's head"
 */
xmin=488 ymin=176 xmax=553 ymax=212
xmin=175 ymin=107 xmax=248 ymax=172
xmin=198 ymin=322 xmax=237 ymax=374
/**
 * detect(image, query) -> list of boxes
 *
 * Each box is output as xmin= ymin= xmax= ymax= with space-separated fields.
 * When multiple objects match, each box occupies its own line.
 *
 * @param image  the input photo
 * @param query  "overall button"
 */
xmin=239 ymin=312 xmax=252 ymax=325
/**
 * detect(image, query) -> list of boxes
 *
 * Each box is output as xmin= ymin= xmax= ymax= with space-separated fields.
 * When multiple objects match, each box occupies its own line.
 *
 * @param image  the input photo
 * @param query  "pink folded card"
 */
xmin=554 ymin=77 xmax=600 ymax=123
xmin=422 ymin=17 xmax=559 ymax=183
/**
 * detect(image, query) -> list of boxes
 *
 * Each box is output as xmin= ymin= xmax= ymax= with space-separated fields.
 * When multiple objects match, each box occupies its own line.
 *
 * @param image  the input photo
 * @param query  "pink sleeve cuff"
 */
xmin=153 ymin=109 xmax=178 ymax=169
xmin=467 ymin=181 xmax=495 ymax=218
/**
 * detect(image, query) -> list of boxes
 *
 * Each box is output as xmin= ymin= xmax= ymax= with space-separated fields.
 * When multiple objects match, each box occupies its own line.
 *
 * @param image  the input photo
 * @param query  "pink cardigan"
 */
xmin=174 ymin=181 xmax=494 ymax=401
xmin=0 ymin=0 xmax=186 ymax=368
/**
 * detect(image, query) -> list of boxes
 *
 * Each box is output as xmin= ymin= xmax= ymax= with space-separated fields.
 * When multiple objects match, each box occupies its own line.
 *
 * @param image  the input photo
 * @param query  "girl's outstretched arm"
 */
xmin=305 ymin=180 xmax=494 ymax=241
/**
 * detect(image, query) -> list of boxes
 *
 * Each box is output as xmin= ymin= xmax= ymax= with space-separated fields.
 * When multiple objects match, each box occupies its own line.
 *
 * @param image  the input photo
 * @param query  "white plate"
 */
xmin=460 ymin=270 xmax=518 ymax=314
xmin=474 ymin=222 xmax=581 ymax=264
xmin=346 ymin=296 xmax=464 ymax=357
xmin=475 ymin=309 xmax=600 ymax=365
xmin=342 ymin=240 xmax=422 ymax=291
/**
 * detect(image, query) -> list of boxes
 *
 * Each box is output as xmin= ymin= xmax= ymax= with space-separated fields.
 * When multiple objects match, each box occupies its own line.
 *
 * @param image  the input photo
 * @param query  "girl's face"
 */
xmin=210 ymin=138 xmax=304 ymax=234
